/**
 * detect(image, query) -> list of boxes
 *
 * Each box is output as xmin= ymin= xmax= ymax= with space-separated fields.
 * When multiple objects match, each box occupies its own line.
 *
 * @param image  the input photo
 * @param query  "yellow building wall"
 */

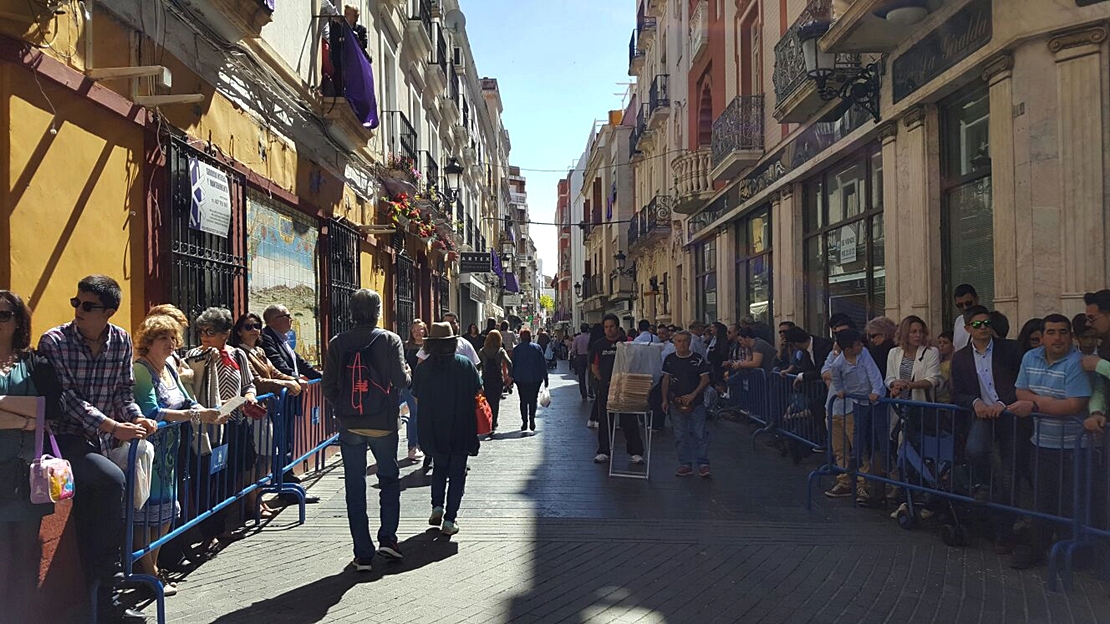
xmin=1 ymin=63 xmax=145 ymax=334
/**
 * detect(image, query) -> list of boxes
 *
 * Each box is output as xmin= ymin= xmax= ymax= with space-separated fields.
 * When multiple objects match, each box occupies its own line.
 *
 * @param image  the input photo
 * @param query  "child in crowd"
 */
xmin=825 ymin=328 xmax=886 ymax=502
xmin=936 ymin=331 xmax=955 ymax=403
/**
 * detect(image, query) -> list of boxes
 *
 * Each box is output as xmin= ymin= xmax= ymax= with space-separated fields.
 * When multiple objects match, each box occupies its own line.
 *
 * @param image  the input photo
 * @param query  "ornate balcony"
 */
xmin=420 ymin=150 xmax=439 ymax=191
xmin=628 ymin=30 xmax=645 ymax=76
xmin=671 ymin=148 xmax=713 ymax=215
xmin=634 ymin=104 xmax=656 ymax=154
xmin=426 ymin=23 xmax=449 ymax=95
xmin=582 ymin=274 xmax=607 ymax=301
xmin=648 ymin=74 xmax=670 ymax=130
xmin=772 ymin=2 xmax=862 ymax=123
xmin=382 ymin=110 xmax=419 ymax=165
xmin=711 ymin=95 xmax=765 ymax=183
xmin=637 ymin=3 xmax=657 ymax=50
xmin=405 ymin=0 xmax=434 ymax=61
xmin=690 ymin=0 xmax=708 ymax=62
xmin=628 ymin=195 xmax=673 ymax=253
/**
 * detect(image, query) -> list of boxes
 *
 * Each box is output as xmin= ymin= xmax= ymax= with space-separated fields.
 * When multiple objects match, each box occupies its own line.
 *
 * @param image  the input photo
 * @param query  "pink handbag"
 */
xmin=29 ymin=398 xmax=75 ymax=504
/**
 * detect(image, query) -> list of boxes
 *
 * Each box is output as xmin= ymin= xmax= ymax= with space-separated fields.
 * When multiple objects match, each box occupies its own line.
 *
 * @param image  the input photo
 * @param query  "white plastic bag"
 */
xmin=108 ymin=439 xmax=154 ymax=510
xmin=539 ymin=385 xmax=552 ymax=408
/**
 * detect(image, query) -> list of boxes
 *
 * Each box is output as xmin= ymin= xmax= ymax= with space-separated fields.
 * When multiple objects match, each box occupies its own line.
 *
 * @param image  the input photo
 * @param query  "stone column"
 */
xmin=878 ymin=121 xmax=899 ymax=320
xmin=983 ymin=53 xmax=1021 ymax=322
xmin=777 ymin=184 xmax=801 ymax=322
xmin=900 ymin=105 xmax=932 ymax=322
xmin=1049 ymin=25 xmax=1107 ymax=308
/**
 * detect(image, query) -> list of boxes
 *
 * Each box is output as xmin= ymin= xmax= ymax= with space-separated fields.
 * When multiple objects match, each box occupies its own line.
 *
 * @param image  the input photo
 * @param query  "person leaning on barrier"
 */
xmin=261 ymin=304 xmax=322 ymax=381
xmin=1007 ymin=313 xmax=1096 ymax=570
xmin=148 ymin=304 xmax=195 ymax=391
xmin=885 ymin=316 xmax=941 ymax=403
xmin=131 ymin=313 xmax=221 ymax=597
xmin=825 ymin=328 xmax=886 ymax=502
xmin=781 ymin=325 xmax=833 ymax=383
xmin=864 ymin=317 xmax=897 ymax=379
xmin=0 ymin=290 xmax=64 ymax=624
xmin=321 ymin=289 xmax=410 ymax=572
xmin=773 ymin=320 xmax=796 ymax=371
xmin=1073 ymin=314 xmax=1108 ymax=438
xmin=38 ymin=274 xmax=157 ymax=624
xmin=950 ymin=305 xmax=1028 ymax=550
xmin=729 ymin=328 xmax=777 ymax=375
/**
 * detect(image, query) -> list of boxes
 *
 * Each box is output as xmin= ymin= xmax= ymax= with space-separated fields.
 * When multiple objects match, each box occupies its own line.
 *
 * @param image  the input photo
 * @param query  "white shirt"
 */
xmin=953 ymin=315 xmax=971 ymax=351
xmin=416 ymin=337 xmax=481 ymax=366
xmin=634 ymin=332 xmax=661 ymax=344
xmin=973 ymin=339 xmax=1003 ymax=406
xmin=690 ymin=335 xmax=708 ymax=357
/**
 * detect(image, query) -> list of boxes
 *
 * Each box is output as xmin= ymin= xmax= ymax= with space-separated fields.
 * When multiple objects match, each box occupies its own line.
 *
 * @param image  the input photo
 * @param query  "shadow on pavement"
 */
xmin=207 ymin=530 xmax=458 ymax=623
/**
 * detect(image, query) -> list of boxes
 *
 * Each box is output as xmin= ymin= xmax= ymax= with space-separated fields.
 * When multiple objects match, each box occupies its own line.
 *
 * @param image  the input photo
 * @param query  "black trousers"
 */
xmin=575 ymin=355 xmax=589 ymax=398
xmin=55 ymin=435 xmax=125 ymax=589
xmin=518 ymin=382 xmax=542 ymax=423
xmin=484 ymin=383 xmax=503 ymax=428
xmin=595 ymin=382 xmax=644 ymax=456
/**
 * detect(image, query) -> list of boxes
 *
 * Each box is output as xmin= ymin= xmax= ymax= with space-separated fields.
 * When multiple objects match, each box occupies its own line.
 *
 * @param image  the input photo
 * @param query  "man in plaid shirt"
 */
xmin=38 ymin=275 xmax=155 ymax=624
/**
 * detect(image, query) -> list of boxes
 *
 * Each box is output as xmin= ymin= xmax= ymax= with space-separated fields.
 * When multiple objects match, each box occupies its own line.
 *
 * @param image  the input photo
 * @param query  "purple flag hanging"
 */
xmin=491 ymin=249 xmax=503 ymax=277
xmin=340 ymin=23 xmax=379 ymax=129
xmin=504 ymin=272 xmax=520 ymax=293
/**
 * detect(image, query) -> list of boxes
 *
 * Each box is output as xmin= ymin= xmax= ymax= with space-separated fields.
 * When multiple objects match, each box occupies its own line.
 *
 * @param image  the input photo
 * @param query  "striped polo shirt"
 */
xmin=1014 ymin=346 xmax=1091 ymax=449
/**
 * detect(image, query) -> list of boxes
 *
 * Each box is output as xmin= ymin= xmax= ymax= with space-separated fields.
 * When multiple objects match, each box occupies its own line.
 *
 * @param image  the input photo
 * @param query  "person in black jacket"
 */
xmin=321 ymin=290 xmax=410 ymax=571
xmin=261 ymin=305 xmax=321 ymax=381
xmin=950 ymin=305 xmax=1029 ymax=514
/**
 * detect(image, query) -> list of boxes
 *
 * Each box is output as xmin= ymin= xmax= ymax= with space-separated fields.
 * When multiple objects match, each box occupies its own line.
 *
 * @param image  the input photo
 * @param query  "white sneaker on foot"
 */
xmin=630 ymin=455 xmax=645 ymax=465
xmin=594 ymin=453 xmax=609 ymax=463
xmin=441 ymin=520 xmax=459 ymax=535
xmin=587 ymin=421 xmax=598 ymax=429
xmin=407 ymin=447 xmax=424 ymax=461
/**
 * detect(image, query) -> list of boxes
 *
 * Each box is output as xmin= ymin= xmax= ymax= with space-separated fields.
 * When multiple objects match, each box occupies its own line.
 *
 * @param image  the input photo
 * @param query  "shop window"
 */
xmin=803 ymin=144 xmax=884 ymax=333
xmin=941 ymin=87 xmax=993 ymax=326
xmin=695 ymin=239 xmax=717 ymax=323
xmin=734 ymin=207 xmax=772 ymax=324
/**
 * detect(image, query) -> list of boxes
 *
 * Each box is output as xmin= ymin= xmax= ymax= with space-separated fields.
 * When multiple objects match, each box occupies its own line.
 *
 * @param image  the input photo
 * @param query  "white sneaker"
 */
xmin=630 ymin=455 xmax=645 ymax=465
xmin=407 ymin=447 xmax=424 ymax=461
xmin=587 ymin=420 xmax=598 ymax=429
xmin=594 ymin=453 xmax=610 ymax=463
xmin=441 ymin=520 xmax=459 ymax=535
xmin=161 ymin=581 xmax=178 ymax=597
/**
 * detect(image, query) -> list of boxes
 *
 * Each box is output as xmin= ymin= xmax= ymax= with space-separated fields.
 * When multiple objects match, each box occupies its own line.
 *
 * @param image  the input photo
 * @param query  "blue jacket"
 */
xmin=512 ymin=342 xmax=549 ymax=385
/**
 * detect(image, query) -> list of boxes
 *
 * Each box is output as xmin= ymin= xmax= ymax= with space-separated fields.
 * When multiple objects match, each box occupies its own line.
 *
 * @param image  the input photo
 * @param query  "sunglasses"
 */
xmin=242 ymin=323 xmax=262 ymax=331
xmin=70 ymin=298 xmax=106 ymax=312
xmin=970 ymin=319 xmax=992 ymax=329
xmin=0 ymin=310 xmax=14 ymax=322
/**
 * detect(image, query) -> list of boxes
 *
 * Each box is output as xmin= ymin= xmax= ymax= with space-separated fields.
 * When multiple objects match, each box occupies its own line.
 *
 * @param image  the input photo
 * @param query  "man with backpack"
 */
xmin=321 ymin=289 xmax=411 ymax=573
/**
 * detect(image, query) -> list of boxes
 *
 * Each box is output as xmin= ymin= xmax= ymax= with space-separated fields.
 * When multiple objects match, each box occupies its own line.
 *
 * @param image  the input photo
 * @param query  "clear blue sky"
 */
xmin=462 ymin=0 xmax=632 ymax=280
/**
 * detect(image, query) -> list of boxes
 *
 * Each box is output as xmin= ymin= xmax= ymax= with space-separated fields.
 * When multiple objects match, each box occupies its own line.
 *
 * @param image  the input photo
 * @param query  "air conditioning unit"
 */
xmin=453 ymin=47 xmax=466 ymax=71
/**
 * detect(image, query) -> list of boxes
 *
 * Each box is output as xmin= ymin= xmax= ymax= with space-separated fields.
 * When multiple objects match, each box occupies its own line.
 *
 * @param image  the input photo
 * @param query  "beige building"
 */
xmin=671 ymin=0 xmax=1110 ymax=337
xmin=580 ymin=110 xmax=637 ymax=324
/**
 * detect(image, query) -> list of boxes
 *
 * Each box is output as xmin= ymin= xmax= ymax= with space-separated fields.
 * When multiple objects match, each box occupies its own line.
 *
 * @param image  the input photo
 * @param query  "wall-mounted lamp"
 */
xmin=797 ymin=20 xmax=884 ymax=122
xmin=873 ymin=0 xmax=929 ymax=27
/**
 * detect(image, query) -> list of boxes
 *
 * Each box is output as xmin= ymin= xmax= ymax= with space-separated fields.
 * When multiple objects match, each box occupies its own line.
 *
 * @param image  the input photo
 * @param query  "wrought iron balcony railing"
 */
xmin=432 ymin=22 xmax=448 ymax=76
xmin=420 ymin=150 xmax=439 ymax=191
xmin=711 ymin=95 xmax=765 ymax=169
xmin=629 ymin=195 xmax=673 ymax=250
xmin=649 ymin=74 xmax=670 ymax=115
xmin=582 ymin=274 xmax=607 ymax=300
xmin=410 ymin=0 xmax=432 ymax=41
xmin=382 ymin=110 xmax=418 ymax=165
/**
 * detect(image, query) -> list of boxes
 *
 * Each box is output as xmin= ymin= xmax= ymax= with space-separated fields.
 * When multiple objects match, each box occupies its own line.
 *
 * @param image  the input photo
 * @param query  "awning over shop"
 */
xmin=504 ymin=272 xmax=520 ymax=293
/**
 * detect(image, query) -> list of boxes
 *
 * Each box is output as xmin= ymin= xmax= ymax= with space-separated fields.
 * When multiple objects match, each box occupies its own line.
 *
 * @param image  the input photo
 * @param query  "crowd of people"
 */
xmin=0 ymin=274 xmax=562 ymax=622
xmin=568 ymin=283 xmax=1110 ymax=572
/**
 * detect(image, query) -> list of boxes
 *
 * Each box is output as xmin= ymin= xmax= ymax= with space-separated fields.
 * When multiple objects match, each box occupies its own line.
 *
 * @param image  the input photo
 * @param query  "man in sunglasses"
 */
xmin=951 ymin=304 xmax=1027 ymax=550
xmin=261 ymin=304 xmax=322 ymax=381
xmin=38 ymin=275 xmax=156 ymax=623
xmin=951 ymin=283 xmax=979 ymax=351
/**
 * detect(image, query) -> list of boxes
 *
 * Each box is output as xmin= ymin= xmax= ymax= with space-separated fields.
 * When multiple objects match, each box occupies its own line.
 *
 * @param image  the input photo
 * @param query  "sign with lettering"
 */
xmin=892 ymin=0 xmax=992 ymax=103
xmin=459 ymin=251 xmax=492 ymax=273
xmin=188 ymin=156 xmax=233 ymax=238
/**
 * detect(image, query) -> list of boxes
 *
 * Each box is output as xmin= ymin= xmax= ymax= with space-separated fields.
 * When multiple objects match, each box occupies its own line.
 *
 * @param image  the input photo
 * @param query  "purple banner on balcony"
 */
xmin=340 ymin=22 xmax=379 ymax=129
xmin=491 ymin=249 xmax=503 ymax=277
xmin=504 ymin=272 xmax=520 ymax=293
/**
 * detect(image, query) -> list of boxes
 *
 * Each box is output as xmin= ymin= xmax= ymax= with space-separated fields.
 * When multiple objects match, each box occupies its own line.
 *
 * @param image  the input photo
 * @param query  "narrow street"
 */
xmin=165 ymin=362 xmax=1110 ymax=624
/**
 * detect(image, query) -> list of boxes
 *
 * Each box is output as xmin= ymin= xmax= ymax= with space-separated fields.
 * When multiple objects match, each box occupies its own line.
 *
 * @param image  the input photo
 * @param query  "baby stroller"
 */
xmin=891 ymin=402 xmax=975 ymax=546
xmin=545 ymin=344 xmax=558 ymax=370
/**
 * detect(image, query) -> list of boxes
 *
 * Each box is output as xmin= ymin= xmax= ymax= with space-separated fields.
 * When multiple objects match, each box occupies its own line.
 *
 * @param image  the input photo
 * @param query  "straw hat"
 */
xmin=424 ymin=321 xmax=456 ymax=342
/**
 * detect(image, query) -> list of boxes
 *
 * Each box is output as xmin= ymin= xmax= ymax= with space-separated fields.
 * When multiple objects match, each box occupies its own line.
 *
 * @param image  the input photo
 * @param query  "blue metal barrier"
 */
xmin=120 ymin=390 xmax=300 ymax=623
xmin=266 ymin=379 xmax=339 ymax=518
xmin=721 ymin=368 xmax=776 ymax=449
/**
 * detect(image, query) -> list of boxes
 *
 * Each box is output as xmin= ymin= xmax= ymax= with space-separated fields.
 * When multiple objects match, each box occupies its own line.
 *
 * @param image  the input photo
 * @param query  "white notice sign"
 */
xmin=189 ymin=156 xmax=233 ymax=238
xmin=840 ymin=224 xmax=857 ymax=264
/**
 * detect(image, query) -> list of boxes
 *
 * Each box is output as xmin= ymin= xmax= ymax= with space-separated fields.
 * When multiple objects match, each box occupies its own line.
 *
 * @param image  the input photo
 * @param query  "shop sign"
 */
xmin=504 ymin=294 xmax=522 ymax=306
xmin=892 ymin=0 xmax=992 ymax=103
xmin=459 ymin=251 xmax=491 ymax=273
xmin=188 ymin=156 xmax=233 ymax=238
xmin=839 ymin=224 xmax=857 ymax=264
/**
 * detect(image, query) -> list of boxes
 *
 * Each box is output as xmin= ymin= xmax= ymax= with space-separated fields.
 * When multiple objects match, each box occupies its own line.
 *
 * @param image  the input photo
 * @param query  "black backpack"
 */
xmin=336 ymin=330 xmax=395 ymax=419
xmin=481 ymin=349 xmax=502 ymax=384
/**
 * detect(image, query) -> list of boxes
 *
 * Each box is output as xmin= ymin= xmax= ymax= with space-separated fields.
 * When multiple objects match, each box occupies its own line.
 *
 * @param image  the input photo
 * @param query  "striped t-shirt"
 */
xmin=1014 ymin=347 xmax=1091 ymax=449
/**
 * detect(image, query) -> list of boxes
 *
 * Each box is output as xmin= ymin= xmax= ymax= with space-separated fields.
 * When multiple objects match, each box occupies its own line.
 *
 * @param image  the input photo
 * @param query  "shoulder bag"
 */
xmin=29 ymin=398 xmax=75 ymax=504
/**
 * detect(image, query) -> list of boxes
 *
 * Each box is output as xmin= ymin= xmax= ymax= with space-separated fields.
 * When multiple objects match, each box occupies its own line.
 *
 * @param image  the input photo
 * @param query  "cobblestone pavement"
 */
xmin=157 ymin=362 xmax=1110 ymax=624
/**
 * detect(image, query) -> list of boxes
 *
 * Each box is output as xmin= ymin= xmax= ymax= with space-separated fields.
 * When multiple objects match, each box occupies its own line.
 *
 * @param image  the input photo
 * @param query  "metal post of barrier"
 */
xmin=273 ymin=380 xmax=339 ymax=519
xmin=261 ymin=388 xmax=307 ymax=525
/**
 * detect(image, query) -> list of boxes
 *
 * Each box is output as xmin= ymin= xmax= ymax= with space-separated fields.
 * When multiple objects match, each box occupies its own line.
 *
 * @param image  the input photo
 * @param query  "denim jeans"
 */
xmin=400 ymin=387 xmax=419 ymax=450
xmin=431 ymin=453 xmax=469 ymax=522
xmin=339 ymin=429 xmax=401 ymax=559
xmin=670 ymin=404 xmax=709 ymax=467
xmin=518 ymin=382 xmax=541 ymax=423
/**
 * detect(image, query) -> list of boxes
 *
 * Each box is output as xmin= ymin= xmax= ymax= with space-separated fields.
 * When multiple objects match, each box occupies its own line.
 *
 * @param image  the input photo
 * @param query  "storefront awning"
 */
xmin=504 ymin=272 xmax=520 ymax=293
